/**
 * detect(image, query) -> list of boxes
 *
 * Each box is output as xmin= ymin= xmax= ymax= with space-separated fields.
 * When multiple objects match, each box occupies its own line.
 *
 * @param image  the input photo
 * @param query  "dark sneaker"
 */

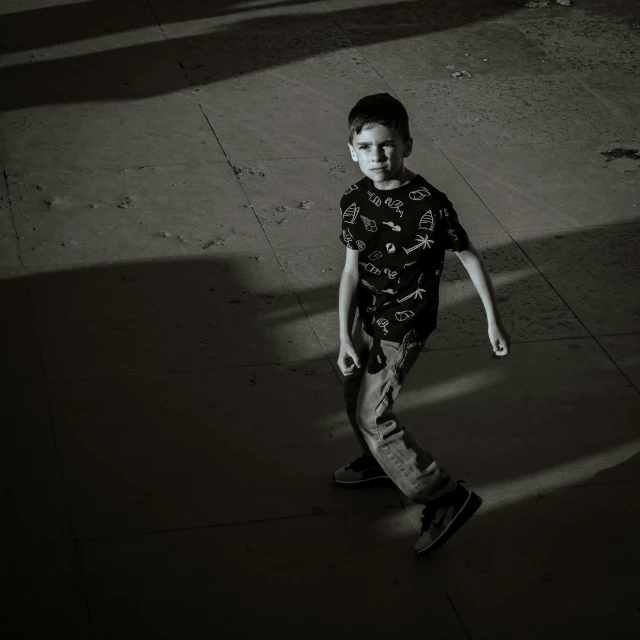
xmin=414 ymin=481 xmax=482 ymax=554
xmin=333 ymin=454 xmax=389 ymax=485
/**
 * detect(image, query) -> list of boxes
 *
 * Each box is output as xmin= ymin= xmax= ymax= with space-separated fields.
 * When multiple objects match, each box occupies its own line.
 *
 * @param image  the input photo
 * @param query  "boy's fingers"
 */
xmin=348 ymin=347 xmax=361 ymax=368
xmin=493 ymin=340 xmax=509 ymax=357
xmin=341 ymin=362 xmax=356 ymax=376
xmin=338 ymin=354 xmax=354 ymax=375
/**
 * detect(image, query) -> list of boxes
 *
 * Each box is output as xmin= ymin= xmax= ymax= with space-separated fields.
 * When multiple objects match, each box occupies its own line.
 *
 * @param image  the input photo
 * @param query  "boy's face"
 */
xmin=348 ymin=123 xmax=412 ymax=186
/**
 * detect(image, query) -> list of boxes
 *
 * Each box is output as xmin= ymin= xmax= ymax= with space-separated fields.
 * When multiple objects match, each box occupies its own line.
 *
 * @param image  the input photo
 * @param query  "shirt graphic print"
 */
xmin=339 ymin=174 xmax=469 ymax=343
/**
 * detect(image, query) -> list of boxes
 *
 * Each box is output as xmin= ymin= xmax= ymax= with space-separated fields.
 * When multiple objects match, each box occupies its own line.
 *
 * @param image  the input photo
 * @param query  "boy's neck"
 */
xmin=370 ymin=166 xmax=415 ymax=191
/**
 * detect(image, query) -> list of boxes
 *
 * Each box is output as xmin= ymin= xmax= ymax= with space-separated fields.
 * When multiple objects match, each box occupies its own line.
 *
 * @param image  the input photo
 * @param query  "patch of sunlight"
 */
xmin=316 ymin=369 xmax=502 ymax=434
xmin=440 ymin=267 xmax=535 ymax=305
xmin=397 ymin=369 xmax=501 ymax=410
xmin=476 ymin=439 xmax=640 ymax=514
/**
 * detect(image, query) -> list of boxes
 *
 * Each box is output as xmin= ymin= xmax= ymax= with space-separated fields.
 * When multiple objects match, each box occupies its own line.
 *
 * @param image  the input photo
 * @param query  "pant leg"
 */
xmin=355 ymin=336 xmax=455 ymax=504
xmin=342 ymin=327 xmax=374 ymax=455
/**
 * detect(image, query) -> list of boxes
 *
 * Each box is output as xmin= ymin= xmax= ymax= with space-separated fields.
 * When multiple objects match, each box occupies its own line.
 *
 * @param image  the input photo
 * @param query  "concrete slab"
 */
xmin=392 ymin=339 xmax=640 ymax=495
xmin=80 ymin=509 xmax=467 ymax=639
xmin=0 ymin=270 xmax=43 ymax=384
xmin=403 ymin=142 xmax=506 ymax=234
xmin=0 ymin=44 xmax=223 ymax=172
xmin=48 ymin=361 xmax=399 ymax=540
xmin=425 ymin=482 xmax=640 ymax=640
xmin=196 ymin=71 xmax=389 ymax=161
xmin=0 ymin=178 xmax=20 ymax=270
xmin=0 ymin=383 xmax=89 ymax=638
xmin=394 ymin=75 xmax=634 ymax=147
xmin=9 ymin=164 xmax=270 ymax=268
xmin=576 ymin=71 xmax=640 ymax=131
xmin=237 ymin=155 xmax=360 ymax=248
xmin=597 ymin=333 xmax=640 ymax=391
xmin=347 ymin=21 xmax=563 ymax=85
xmin=513 ymin=224 xmax=640 ymax=335
xmin=27 ymin=254 xmax=325 ymax=381
xmin=514 ymin=17 xmax=640 ymax=73
xmin=276 ymin=244 xmax=344 ymax=357
xmin=442 ymin=140 xmax=640 ymax=231
xmin=168 ymin=19 xmax=390 ymax=160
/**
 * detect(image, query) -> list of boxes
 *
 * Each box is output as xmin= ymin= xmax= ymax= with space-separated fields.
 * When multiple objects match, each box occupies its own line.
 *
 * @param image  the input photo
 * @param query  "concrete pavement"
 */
xmin=1 ymin=0 xmax=639 ymax=638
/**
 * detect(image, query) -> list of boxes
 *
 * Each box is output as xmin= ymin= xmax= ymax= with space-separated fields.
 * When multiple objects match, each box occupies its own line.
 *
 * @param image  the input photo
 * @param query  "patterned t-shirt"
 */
xmin=339 ymin=174 xmax=469 ymax=344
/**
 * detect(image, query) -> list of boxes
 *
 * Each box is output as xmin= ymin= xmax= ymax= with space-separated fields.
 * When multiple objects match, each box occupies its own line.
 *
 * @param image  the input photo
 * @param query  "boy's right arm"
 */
xmin=338 ymin=247 xmax=361 ymax=376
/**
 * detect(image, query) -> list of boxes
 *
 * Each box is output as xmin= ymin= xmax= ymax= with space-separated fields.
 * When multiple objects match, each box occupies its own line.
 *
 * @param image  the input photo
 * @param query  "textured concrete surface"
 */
xmin=8 ymin=164 xmax=269 ymax=266
xmin=2 ymin=1 xmax=639 ymax=638
xmin=80 ymin=509 xmax=468 ymax=640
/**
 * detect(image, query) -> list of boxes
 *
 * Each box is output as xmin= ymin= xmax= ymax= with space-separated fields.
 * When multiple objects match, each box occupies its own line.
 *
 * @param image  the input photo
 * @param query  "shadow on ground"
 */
xmin=2 ymin=0 xmax=638 ymax=111
xmin=2 ymin=214 xmax=640 ymax=636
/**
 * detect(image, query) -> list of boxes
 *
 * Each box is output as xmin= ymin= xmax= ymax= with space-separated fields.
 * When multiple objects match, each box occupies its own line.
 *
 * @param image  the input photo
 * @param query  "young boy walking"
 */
xmin=334 ymin=93 xmax=510 ymax=554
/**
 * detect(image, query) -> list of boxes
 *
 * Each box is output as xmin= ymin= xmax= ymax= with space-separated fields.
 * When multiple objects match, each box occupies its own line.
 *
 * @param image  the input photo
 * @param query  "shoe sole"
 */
xmin=415 ymin=491 xmax=482 ymax=555
xmin=332 ymin=473 xmax=390 ymax=485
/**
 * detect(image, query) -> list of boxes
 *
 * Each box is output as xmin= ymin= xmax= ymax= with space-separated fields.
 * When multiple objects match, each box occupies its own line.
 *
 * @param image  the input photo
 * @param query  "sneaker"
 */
xmin=414 ymin=481 xmax=482 ymax=554
xmin=333 ymin=454 xmax=390 ymax=485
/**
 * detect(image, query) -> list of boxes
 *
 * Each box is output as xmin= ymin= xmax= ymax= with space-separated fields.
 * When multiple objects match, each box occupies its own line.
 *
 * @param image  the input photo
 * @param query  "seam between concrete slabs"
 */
xmin=76 ymin=503 xmax=408 ymax=545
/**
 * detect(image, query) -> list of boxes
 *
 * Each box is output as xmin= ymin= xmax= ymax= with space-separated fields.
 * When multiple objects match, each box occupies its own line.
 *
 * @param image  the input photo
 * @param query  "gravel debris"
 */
xmin=118 ymin=196 xmax=139 ymax=209
xmin=600 ymin=148 xmax=640 ymax=163
xmin=233 ymin=165 xmax=267 ymax=178
xmin=203 ymin=237 xmax=227 ymax=249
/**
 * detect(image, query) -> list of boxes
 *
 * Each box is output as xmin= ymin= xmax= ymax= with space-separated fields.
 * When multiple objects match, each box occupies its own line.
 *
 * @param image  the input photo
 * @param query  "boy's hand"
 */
xmin=338 ymin=340 xmax=361 ymax=376
xmin=489 ymin=321 xmax=510 ymax=357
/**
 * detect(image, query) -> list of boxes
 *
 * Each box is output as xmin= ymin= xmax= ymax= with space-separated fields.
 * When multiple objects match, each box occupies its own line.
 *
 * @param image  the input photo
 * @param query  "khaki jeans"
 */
xmin=343 ymin=325 xmax=455 ymax=504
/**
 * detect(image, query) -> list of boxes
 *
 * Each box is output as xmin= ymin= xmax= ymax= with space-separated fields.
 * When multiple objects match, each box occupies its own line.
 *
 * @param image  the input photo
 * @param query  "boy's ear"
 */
xmin=348 ymin=143 xmax=358 ymax=162
xmin=403 ymin=137 xmax=413 ymax=158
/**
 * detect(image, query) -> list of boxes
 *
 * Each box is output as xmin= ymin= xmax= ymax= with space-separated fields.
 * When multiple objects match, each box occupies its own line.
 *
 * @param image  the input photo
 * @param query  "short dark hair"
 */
xmin=348 ymin=93 xmax=410 ymax=142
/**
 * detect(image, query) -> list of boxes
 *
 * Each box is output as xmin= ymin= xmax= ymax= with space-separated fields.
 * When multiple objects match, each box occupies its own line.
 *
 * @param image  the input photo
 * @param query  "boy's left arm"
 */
xmin=455 ymin=241 xmax=510 ymax=357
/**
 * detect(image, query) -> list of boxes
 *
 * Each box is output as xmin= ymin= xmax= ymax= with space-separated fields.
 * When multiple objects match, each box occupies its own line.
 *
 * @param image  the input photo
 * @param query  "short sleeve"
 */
xmin=338 ymin=191 xmax=367 ymax=252
xmin=439 ymin=199 xmax=469 ymax=252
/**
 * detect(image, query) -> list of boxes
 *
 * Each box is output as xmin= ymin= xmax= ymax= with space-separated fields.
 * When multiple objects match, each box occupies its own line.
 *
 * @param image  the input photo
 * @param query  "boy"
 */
xmin=334 ymin=93 xmax=510 ymax=554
